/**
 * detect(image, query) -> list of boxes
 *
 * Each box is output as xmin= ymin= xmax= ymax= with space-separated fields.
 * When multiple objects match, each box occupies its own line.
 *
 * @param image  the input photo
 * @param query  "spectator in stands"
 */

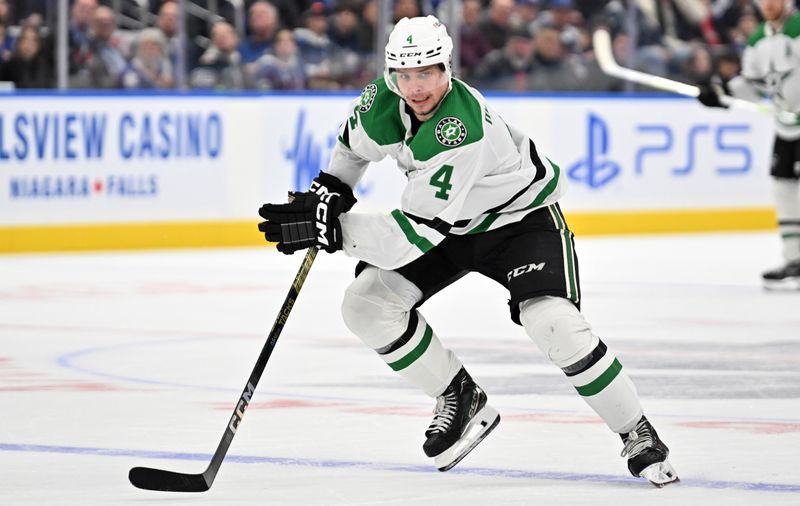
xmin=531 ymin=0 xmax=584 ymax=53
xmin=683 ymin=43 xmax=714 ymax=85
xmin=120 ymin=28 xmax=174 ymax=89
xmin=6 ymin=0 xmax=49 ymax=26
xmin=328 ymin=2 xmax=361 ymax=53
xmin=527 ymin=23 xmax=588 ymax=91
xmin=393 ymin=0 xmax=422 ymax=23
xmin=73 ymin=5 xmax=127 ymax=88
xmin=471 ymin=24 xmax=537 ymax=90
xmin=252 ymin=27 xmax=306 ymax=90
xmin=728 ymin=7 xmax=760 ymax=52
xmin=460 ymin=0 xmax=494 ymax=79
xmin=239 ymin=1 xmax=280 ymax=64
xmin=0 ymin=20 xmax=12 ymax=63
xmin=639 ymin=0 xmax=710 ymax=74
xmin=70 ymin=0 xmax=96 ymax=63
xmin=598 ymin=1 xmax=671 ymax=79
xmin=21 ymin=11 xmax=44 ymax=31
xmin=571 ymin=0 xmax=611 ymax=22
xmin=42 ymin=0 xmax=96 ymax=77
xmin=480 ymin=0 xmax=515 ymax=50
xmin=514 ymin=0 xmax=543 ymax=29
xmin=712 ymin=0 xmax=762 ymax=45
xmin=191 ymin=21 xmax=249 ymax=89
xmin=0 ymin=25 xmax=54 ymax=88
xmin=294 ymin=2 xmax=338 ymax=88
xmin=265 ymin=0 xmax=304 ymax=31
xmin=714 ymin=49 xmax=741 ymax=86
xmin=571 ymin=23 xmax=624 ymax=92
xmin=356 ymin=0 xmax=377 ymax=54
xmin=155 ymin=0 xmax=198 ymax=70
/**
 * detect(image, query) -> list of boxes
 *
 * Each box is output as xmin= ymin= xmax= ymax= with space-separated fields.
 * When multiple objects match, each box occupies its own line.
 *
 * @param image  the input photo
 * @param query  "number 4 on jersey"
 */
xmin=429 ymin=164 xmax=453 ymax=200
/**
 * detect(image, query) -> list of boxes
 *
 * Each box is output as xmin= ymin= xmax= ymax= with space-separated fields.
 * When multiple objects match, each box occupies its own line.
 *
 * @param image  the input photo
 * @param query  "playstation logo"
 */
xmin=567 ymin=112 xmax=622 ymax=189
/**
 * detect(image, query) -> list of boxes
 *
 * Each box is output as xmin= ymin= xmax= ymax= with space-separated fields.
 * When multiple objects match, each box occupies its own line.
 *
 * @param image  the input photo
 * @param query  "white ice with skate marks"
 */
xmin=1 ymin=232 xmax=799 ymax=505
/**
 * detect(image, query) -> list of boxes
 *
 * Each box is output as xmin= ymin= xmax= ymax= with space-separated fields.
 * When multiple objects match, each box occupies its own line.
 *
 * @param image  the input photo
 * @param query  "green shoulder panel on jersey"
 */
xmin=408 ymin=80 xmax=485 ymax=162
xmin=748 ymin=12 xmax=800 ymax=46
xmin=355 ymin=77 xmax=406 ymax=146
xmin=747 ymin=22 xmax=767 ymax=47
xmin=783 ymin=12 xmax=800 ymax=38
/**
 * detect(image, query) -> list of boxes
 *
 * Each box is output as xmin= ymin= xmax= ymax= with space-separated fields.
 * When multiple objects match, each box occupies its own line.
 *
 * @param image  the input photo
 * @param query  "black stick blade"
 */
xmin=129 ymin=466 xmax=211 ymax=492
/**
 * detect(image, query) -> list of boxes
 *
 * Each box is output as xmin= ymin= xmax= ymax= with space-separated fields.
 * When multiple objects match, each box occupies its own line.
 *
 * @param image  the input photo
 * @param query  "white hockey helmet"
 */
xmin=384 ymin=16 xmax=453 ymax=96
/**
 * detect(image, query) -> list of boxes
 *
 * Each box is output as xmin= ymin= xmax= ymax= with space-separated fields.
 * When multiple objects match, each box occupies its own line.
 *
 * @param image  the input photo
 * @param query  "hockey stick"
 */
xmin=129 ymin=246 xmax=319 ymax=492
xmin=592 ymin=29 xmax=798 ymax=123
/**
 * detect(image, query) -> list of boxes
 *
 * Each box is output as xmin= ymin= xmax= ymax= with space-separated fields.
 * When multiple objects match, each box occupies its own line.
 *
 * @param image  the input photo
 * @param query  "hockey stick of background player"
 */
xmin=129 ymin=246 xmax=319 ymax=492
xmin=592 ymin=29 xmax=799 ymax=124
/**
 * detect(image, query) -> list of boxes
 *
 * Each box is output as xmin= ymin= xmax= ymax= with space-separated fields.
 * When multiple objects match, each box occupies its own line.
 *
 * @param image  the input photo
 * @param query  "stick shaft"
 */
xmin=129 ymin=247 xmax=319 ymax=492
xmin=592 ymin=29 xmax=793 ymax=119
xmin=204 ymin=246 xmax=318 ymax=483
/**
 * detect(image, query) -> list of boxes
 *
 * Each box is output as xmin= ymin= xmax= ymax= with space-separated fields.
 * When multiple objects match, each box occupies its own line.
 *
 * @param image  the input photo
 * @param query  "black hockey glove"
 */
xmin=309 ymin=171 xmax=358 ymax=213
xmin=258 ymin=191 xmax=346 ymax=254
xmin=257 ymin=172 xmax=356 ymax=255
xmin=697 ymin=84 xmax=728 ymax=109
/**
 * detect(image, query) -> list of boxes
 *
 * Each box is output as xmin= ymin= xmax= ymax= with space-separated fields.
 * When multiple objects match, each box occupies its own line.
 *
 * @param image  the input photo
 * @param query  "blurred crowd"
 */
xmin=0 ymin=0 xmax=798 ymax=92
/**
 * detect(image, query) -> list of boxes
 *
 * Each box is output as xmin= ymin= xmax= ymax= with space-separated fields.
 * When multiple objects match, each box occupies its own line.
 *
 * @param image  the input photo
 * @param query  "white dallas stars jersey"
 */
xmin=728 ymin=12 xmax=800 ymax=140
xmin=328 ymin=77 xmax=565 ymax=270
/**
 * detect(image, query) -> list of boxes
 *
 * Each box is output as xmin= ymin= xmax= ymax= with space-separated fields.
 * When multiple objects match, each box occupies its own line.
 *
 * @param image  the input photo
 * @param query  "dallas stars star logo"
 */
xmin=358 ymin=84 xmax=378 ymax=112
xmin=435 ymin=117 xmax=467 ymax=147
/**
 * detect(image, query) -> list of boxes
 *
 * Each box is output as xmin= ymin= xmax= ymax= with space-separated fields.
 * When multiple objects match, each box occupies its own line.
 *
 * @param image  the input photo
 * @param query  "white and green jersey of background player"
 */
xmin=729 ymin=9 xmax=800 ymax=139
xmin=326 ymin=65 xmax=565 ymax=270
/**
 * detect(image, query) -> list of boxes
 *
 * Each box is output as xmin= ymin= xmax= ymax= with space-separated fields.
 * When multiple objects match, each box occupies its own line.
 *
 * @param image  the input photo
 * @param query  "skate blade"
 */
xmin=640 ymin=460 xmax=679 ymax=488
xmin=434 ymin=405 xmax=500 ymax=472
xmin=763 ymin=277 xmax=800 ymax=291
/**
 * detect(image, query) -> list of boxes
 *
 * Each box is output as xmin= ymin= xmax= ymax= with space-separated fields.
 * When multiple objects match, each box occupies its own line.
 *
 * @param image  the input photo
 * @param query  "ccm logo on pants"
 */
xmin=507 ymin=262 xmax=545 ymax=281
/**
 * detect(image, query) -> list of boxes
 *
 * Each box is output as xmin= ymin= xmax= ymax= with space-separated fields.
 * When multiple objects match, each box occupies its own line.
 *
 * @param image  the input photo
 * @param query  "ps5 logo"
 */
xmin=567 ymin=113 xmax=621 ymax=189
xmin=568 ymin=111 xmax=753 ymax=188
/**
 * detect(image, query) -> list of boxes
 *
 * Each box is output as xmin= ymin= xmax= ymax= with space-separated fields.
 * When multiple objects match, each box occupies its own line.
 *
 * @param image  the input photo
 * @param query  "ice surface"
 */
xmin=1 ymin=232 xmax=798 ymax=505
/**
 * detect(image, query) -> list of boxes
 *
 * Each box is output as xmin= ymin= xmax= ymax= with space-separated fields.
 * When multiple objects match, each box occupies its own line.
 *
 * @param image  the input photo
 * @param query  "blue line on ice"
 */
xmin=1 ymin=442 xmax=798 ymax=493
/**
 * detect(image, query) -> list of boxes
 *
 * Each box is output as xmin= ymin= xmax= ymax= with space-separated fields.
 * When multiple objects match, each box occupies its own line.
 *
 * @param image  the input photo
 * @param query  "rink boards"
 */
xmin=0 ymin=91 xmax=777 ymax=253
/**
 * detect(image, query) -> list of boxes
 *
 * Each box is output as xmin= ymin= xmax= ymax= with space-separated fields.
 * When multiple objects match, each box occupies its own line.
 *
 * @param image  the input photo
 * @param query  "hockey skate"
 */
xmin=423 ymin=368 xmax=500 ymax=472
xmin=620 ymin=416 xmax=679 ymax=487
xmin=762 ymin=260 xmax=800 ymax=290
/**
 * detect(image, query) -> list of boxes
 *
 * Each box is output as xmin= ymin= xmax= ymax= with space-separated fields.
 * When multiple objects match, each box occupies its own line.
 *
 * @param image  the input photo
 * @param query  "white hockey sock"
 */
xmin=773 ymin=178 xmax=800 ymax=262
xmin=519 ymin=297 xmax=643 ymax=434
xmin=376 ymin=310 xmax=462 ymax=397
xmin=563 ymin=340 xmax=643 ymax=434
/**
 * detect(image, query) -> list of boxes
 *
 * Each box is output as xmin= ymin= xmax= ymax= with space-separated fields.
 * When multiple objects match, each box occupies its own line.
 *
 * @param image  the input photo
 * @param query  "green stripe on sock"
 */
xmin=574 ymin=358 xmax=622 ymax=396
xmin=387 ymin=324 xmax=433 ymax=371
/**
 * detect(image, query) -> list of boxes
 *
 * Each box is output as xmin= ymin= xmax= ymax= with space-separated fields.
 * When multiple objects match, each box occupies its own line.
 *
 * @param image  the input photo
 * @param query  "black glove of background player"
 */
xmin=697 ymin=83 xmax=729 ymax=109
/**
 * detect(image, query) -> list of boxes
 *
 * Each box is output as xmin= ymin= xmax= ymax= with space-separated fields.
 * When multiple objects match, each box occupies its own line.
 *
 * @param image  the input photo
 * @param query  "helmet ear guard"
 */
xmin=384 ymin=16 xmax=454 ymax=97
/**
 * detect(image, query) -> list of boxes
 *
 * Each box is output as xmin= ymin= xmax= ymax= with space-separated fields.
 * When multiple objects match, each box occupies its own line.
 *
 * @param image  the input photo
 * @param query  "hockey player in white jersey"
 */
xmin=699 ymin=0 xmax=800 ymax=289
xmin=258 ymin=16 xmax=678 ymax=486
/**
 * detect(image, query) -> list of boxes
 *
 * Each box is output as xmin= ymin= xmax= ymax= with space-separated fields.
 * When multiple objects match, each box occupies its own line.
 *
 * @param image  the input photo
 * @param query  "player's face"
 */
xmin=394 ymin=65 xmax=449 ymax=120
xmin=760 ymin=0 xmax=786 ymax=21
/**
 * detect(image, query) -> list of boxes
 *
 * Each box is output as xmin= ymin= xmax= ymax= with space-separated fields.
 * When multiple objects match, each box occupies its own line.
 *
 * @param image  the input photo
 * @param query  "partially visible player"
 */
xmin=258 ymin=16 xmax=678 ymax=486
xmin=699 ymin=0 xmax=800 ymax=289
